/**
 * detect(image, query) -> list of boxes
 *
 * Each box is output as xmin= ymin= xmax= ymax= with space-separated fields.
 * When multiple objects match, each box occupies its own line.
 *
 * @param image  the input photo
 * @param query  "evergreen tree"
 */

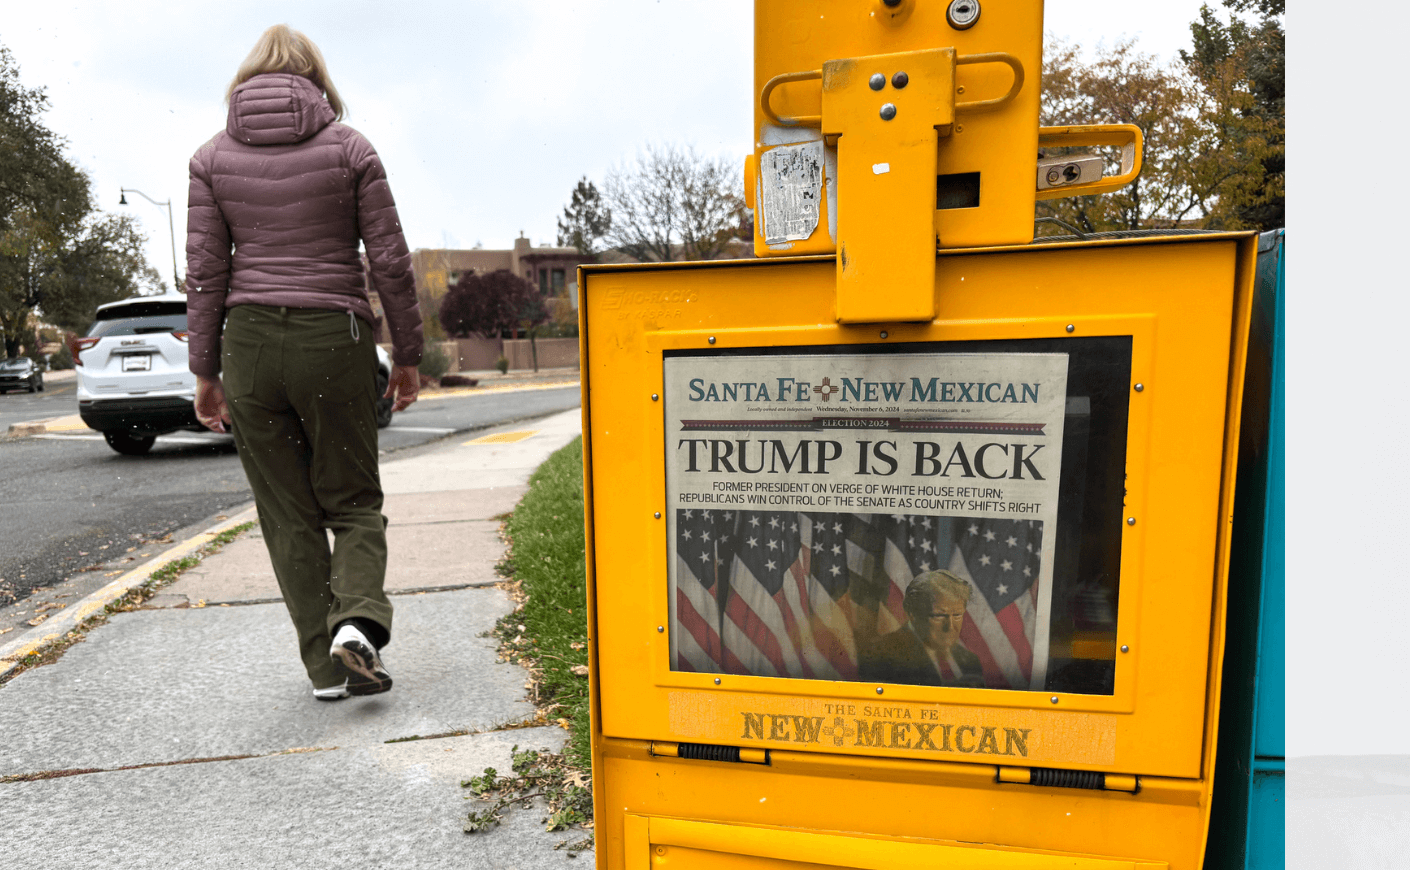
xmin=555 ymin=177 xmax=611 ymax=260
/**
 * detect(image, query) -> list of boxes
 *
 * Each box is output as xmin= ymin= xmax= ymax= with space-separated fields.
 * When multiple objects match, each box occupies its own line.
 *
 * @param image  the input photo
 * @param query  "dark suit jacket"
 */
xmin=859 ymin=625 xmax=984 ymax=687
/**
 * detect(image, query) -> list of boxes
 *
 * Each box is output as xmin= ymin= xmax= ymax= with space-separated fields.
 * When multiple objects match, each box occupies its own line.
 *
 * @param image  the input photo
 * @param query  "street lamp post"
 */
xmin=119 ymin=188 xmax=181 ymax=293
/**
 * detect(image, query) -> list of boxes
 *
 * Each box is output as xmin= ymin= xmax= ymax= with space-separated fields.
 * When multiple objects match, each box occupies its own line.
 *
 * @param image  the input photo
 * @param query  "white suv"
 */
xmin=72 ymin=293 xmax=199 ymax=454
xmin=73 ymin=293 xmax=395 ymax=455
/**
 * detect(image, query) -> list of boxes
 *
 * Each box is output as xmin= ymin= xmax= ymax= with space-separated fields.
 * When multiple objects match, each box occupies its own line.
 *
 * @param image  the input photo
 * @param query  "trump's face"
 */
xmin=922 ymin=592 xmax=967 ymax=653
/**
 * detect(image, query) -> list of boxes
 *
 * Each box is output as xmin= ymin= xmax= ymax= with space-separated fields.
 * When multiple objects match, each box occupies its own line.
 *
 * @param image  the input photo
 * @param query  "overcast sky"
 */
xmin=8 ymin=3 xmax=1395 ymax=762
xmin=4 ymin=0 xmax=1216 ymax=278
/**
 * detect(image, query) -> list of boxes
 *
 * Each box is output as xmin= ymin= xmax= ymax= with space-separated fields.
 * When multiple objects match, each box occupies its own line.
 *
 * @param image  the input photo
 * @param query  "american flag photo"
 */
xmin=672 ymin=507 xmax=1047 ymax=690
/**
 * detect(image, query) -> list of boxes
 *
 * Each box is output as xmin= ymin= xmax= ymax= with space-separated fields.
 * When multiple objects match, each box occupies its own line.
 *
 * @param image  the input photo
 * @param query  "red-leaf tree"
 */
xmin=438 ymin=269 xmax=543 ymax=338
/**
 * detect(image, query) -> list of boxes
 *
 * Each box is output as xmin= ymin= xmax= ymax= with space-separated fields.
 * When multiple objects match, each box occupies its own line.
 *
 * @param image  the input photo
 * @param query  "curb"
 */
xmin=3 ymin=379 xmax=581 ymax=438
xmin=0 ymin=503 xmax=260 ymax=680
xmin=6 ymin=414 xmax=86 ymax=438
xmin=419 ymin=378 xmax=580 ymax=403
xmin=6 ymin=420 xmax=51 ymax=437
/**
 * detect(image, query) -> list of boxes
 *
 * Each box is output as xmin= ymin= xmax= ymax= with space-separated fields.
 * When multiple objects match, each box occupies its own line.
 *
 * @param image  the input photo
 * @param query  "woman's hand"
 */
xmin=386 ymin=364 xmax=419 ymax=412
xmin=195 ymin=375 xmax=231 ymax=433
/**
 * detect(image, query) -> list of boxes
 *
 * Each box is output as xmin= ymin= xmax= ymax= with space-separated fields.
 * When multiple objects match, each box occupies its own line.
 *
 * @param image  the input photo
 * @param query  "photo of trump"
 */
xmin=860 ymin=569 xmax=985 ymax=688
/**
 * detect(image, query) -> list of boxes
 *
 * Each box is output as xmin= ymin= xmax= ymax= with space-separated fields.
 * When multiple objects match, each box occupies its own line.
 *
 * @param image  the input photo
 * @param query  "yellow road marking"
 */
xmin=464 ymin=429 xmax=540 ymax=446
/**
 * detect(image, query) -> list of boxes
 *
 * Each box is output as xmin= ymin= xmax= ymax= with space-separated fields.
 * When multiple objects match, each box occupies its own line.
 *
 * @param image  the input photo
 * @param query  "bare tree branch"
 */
xmin=601 ymin=144 xmax=744 ymax=262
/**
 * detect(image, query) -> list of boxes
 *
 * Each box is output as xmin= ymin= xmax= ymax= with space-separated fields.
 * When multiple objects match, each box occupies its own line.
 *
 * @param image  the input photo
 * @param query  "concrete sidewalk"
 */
xmin=0 ymin=408 xmax=589 ymax=868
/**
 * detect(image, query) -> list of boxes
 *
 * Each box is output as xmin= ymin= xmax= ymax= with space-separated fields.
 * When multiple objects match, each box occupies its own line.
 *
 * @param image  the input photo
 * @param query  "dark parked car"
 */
xmin=0 ymin=357 xmax=44 ymax=393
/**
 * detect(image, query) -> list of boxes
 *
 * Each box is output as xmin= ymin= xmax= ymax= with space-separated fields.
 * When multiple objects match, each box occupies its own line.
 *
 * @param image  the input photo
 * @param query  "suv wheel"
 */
xmin=104 ymin=431 xmax=156 ymax=456
xmin=375 ymin=370 xmax=394 ymax=429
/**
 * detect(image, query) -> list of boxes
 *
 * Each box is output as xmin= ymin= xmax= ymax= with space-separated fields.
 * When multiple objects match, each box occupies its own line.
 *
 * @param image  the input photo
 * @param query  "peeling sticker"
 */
xmin=872 ymin=163 xmax=891 ymax=175
xmin=760 ymin=140 xmax=823 ymax=245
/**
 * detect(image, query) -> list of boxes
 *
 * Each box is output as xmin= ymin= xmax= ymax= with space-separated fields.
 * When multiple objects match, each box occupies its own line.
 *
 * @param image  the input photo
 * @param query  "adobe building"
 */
xmin=411 ymin=233 xmax=587 ymax=317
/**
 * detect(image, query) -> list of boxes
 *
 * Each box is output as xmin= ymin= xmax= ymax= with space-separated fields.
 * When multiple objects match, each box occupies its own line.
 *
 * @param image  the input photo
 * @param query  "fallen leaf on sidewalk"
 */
xmin=26 ymin=615 xmax=47 ymax=626
xmin=0 ymin=627 xmax=13 ymax=636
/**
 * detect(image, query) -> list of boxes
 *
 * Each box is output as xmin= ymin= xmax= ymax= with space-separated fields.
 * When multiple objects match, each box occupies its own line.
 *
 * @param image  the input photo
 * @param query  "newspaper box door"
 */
xmin=580 ymin=233 xmax=1257 ymax=870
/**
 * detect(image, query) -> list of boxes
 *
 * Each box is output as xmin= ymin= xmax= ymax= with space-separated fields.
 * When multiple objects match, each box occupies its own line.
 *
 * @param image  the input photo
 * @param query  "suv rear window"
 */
xmin=87 ymin=302 xmax=188 ymax=338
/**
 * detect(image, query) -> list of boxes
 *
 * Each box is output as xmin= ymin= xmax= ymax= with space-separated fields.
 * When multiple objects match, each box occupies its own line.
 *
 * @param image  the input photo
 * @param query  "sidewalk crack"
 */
xmin=1 ymin=746 xmax=335 ymax=784
xmin=384 ymin=711 xmax=566 ymax=745
xmin=195 ymin=582 xmax=504 ymax=610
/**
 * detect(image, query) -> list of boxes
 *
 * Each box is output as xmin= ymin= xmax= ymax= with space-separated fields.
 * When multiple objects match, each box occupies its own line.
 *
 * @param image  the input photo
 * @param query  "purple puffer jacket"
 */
xmin=184 ymin=73 xmax=422 ymax=377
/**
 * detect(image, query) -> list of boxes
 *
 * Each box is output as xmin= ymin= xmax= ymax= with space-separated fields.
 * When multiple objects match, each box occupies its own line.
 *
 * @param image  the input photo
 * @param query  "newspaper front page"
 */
xmin=665 ymin=350 xmax=1069 ymax=691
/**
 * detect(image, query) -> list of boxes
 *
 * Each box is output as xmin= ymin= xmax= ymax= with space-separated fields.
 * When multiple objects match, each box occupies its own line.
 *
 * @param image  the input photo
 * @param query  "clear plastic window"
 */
xmin=665 ymin=338 xmax=1130 ymax=695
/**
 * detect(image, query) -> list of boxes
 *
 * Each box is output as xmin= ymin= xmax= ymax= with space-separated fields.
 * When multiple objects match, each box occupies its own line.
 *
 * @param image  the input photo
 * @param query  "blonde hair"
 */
xmin=227 ymin=24 xmax=345 ymax=119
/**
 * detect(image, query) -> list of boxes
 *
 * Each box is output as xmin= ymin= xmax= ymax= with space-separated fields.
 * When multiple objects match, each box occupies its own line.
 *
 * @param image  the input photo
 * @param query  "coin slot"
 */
xmin=936 ymin=171 xmax=981 ymax=210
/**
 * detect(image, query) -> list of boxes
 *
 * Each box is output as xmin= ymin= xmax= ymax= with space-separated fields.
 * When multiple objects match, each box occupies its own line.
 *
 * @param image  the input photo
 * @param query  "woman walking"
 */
xmin=185 ymin=25 xmax=423 ymax=700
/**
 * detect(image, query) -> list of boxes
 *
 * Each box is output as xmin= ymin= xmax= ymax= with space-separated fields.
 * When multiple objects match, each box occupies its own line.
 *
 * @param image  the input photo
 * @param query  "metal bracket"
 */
xmin=760 ymin=49 xmax=1023 ymax=324
xmin=1035 ymin=124 xmax=1144 ymax=200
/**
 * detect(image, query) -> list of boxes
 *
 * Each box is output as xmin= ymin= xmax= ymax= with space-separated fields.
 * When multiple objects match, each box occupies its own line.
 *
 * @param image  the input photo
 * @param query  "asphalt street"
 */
xmin=0 ymin=373 xmax=73 ymax=433
xmin=0 ymin=383 xmax=581 ymax=626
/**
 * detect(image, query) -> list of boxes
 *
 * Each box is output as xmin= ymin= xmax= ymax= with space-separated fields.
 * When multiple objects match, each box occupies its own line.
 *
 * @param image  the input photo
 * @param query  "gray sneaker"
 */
xmin=330 ymin=624 xmax=393 ymax=696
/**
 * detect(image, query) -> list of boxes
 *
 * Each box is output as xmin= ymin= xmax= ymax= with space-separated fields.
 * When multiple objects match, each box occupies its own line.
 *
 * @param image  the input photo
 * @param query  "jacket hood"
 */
xmin=227 ymin=73 xmax=334 ymax=146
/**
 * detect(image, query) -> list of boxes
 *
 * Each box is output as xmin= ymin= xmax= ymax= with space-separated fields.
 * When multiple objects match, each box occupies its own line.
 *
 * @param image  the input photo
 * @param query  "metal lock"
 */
xmin=1036 ymin=153 xmax=1105 ymax=190
xmin=947 ymin=0 xmax=981 ymax=30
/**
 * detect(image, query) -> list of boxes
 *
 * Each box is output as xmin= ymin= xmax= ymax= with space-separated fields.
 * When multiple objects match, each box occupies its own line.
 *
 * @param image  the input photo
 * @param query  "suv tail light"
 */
xmin=69 ymin=336 xmax=99 ymax=366
xmin=172 ymin=330 xmax=189 ymax=342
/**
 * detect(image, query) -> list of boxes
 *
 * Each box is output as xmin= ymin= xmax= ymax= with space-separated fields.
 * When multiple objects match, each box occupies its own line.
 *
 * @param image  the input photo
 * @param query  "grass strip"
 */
xmin=465 ymin=437 xmax=593 ymax=846
xmin=494 ymin=436 xmax=590 ymax=767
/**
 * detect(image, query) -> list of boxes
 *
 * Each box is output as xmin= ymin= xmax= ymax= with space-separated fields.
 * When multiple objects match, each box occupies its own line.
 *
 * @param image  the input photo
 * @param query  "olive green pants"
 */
xmin=222 ymin=304 xmax=391 ymax=688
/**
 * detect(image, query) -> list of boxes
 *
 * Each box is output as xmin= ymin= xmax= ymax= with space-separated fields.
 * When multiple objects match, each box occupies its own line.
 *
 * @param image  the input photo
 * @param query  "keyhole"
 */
xmin=947 ymin=0 xmax=980 ymax=29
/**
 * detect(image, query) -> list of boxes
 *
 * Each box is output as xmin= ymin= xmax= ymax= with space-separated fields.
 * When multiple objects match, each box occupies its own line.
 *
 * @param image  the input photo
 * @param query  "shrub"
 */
xmin=418 ymin=342 xmax=451 ymax=380
xmin=495 ymin=355 xmax=509 ymax=374
xmin=538 ymin=320 xmax=579 ymax=339
xmin=439 ymin=269 xmax=545 ymax=339
xmin=48 ymin=342 xmax=74 ymax=370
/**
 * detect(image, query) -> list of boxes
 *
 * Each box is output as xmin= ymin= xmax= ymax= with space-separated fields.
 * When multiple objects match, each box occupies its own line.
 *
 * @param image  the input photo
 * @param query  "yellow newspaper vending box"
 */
xmin=578 ymin=2 xmax=1258 ymax=867
xmin=579 ymin=233 xmax=1256 ymax=869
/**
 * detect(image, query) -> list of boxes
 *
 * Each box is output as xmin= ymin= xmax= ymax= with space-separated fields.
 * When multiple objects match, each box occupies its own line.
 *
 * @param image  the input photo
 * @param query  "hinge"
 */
xmin=998 ymin=766 xmax=1139 ymax=793
xmin=650 ymin=741 xmax=770 ymax=765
